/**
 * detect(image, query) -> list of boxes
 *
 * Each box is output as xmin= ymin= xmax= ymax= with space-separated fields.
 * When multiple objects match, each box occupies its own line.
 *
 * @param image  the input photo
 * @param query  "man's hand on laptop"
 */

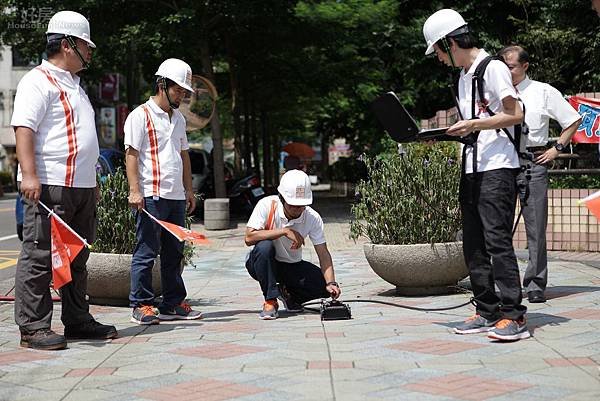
xmin=446 ymin=120 xmax=476 ymax=137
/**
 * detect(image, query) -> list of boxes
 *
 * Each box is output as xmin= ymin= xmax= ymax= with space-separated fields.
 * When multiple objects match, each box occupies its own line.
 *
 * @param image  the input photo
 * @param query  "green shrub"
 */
xmin=0 ymin=170 xmax=13 ymax=186
xmin=94 ymin=169 xmax=136 ymax=254
xmin=328 ymin=157 xmax=368 ymax=183
xmin=549 ymin=174 xmax=600 ymax=189
xmin=350 ymin=143 xmax=461 ymax=245
xmin=94 ymin=168 xmax=195 ymax=264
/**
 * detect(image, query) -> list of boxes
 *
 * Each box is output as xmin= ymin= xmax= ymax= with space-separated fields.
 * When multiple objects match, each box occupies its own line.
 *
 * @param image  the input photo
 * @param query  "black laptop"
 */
xmin=372 ymin=92 xmax=453 ymax=143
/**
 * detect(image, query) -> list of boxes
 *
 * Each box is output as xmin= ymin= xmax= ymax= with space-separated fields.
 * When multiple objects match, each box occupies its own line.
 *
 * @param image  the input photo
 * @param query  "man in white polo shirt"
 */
xmin=423 ymin=9 xmax=529 ymax=341
xmin=499 ymin=45 xmax=582 ymax=304
xmin=245 ymin=169 xmax=341 ymax=320
xmin=11 ymin=11 xmax=117 ymax=350
xmin=125 ymin=58 xmax=201 ymax=325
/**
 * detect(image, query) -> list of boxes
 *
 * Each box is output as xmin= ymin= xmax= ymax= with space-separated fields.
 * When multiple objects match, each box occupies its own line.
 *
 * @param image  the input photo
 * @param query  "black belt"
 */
xmin=526 ymin=146 xmax=547 ymax=152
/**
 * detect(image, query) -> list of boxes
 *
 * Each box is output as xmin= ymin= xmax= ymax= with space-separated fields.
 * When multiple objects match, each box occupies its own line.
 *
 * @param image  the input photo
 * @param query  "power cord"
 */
xmin=301 ymin=297 xmax=476 ymax=314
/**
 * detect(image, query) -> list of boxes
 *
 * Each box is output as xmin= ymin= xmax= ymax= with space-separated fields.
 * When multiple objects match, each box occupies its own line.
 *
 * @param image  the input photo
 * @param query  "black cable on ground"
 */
xmin=301 ymin=297 xmax=476 ymax=312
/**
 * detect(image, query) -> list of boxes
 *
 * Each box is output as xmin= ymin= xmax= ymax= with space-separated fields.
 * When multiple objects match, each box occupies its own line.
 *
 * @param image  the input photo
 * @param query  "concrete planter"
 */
xmin=363 ymin=242 xmax=468 ymax=295
xmin=86 ymin=252 xmax=161 ymax=306
xmin=204 ymin=198 xmax=230 ymax=230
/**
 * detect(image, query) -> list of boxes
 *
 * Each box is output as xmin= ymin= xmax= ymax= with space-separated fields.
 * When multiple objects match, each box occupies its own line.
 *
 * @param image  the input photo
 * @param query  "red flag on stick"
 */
xmin=50 ymin=216 xmax=85 ymax=289
xmin=142 ymin=209 xmax=210 ymax=245
xmin=580 ymin=190 xmax=600 ymax=221
xmin=38 ymin=201 xmax=88 ymax=290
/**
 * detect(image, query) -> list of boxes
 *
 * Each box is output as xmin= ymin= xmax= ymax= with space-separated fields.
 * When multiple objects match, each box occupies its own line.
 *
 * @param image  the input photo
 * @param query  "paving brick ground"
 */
xmin=1 ymin=195 xmax=600 ymax=400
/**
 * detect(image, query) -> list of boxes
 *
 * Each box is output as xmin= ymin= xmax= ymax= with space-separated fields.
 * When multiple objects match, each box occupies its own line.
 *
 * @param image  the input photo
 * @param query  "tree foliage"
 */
xmin=1 ymin=0 xmax=598 ymax=181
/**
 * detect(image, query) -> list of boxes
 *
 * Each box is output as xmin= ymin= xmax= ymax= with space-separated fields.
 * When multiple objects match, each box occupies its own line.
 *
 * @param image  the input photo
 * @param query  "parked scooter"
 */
xmin=228 ymin=173 xmax=265 ymax=216
xmin=195 ymin=169 xmax=265 ymax=218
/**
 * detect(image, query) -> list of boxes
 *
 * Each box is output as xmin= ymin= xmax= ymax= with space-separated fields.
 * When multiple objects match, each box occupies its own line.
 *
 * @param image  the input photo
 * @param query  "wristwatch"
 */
xmin=554 ymin=142 xmax=565 ymax=152
xmin=326 ymin=281 xmax=339 ymax=287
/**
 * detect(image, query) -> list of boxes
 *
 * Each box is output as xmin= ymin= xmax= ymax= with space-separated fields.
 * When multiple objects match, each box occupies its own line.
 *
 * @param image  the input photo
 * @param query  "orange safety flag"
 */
xmin=579 ymin=190 xmax=600 ymax=221
xmin=50 ymin=215 xmax=84 ymax=290
xmin=142 ymin=209 xmax=209 ymax=245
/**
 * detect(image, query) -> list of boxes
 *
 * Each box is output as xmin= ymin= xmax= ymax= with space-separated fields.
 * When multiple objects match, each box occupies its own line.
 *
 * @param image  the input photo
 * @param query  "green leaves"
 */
xmin=350 ymin=143 xmax=461 ymax=245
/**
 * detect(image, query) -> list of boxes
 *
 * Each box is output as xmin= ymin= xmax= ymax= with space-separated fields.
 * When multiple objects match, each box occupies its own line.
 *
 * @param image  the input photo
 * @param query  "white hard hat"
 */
xmin=46 ymin=11 xmax=95 ymax=48
xmin=278 ymin=169 xmax=313 ymax=206
xmin=422 ymin=9 xmax=468 ymax=55
xmin=155 ymin=58 xmax=194 ymax=92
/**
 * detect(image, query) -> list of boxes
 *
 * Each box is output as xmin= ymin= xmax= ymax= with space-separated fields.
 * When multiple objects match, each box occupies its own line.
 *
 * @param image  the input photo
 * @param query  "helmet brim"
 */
xmin=280 ymin=193 xmax=312 ymax=206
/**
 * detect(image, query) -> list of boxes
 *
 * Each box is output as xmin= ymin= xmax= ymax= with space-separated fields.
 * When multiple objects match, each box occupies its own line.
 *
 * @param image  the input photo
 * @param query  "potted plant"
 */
xmin=350 ymin=143 xmax=468 ymax=295
xmin=88 ymin=169 xmax=195 ymax=305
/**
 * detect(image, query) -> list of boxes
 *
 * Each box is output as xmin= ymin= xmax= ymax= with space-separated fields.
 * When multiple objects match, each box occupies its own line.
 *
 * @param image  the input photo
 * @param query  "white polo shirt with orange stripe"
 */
xmin=246 ymin=195 xmax=326 ymax=264
xmin=11 ymin=59 xmax=99 ymax=188
xmin=124 ymin=97 xmax=189 ymax=200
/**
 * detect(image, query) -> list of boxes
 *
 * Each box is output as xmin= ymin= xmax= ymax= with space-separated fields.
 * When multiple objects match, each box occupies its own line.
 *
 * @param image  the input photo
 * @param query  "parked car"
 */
xmin=189 ymin=149 xmax=211 ymax=194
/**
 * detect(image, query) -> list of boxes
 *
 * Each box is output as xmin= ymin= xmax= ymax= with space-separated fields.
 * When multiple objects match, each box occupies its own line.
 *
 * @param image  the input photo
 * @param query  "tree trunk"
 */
xmin=261 ymin=109 xmax=271 ymax=189
xmin=242 ymin=88 xmax=252 ymax=172
xmin=226 ymin=34 xmax=243 ymax=176
xmin=126 ymin=40 xmax=138 ymax=112
xmin=199 ymin=39 xmax=226 ymax=198
xmin=320 ymin=132 xmax=330 ymax=182
xmin=272 ymin=127 xmax=280 ymax=187
xmin=251 ymin=99 xmax=261 ymax=184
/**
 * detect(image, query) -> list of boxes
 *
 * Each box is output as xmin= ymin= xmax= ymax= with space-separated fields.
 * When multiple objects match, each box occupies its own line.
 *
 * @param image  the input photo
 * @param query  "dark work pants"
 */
xmin=517 ymin=163 xmax=548 ymax=293
xmin=460 ymin=168 xmax=527 ymax=321
xmin=245 ymin=240 xmax=329 ymax=303
xmin=15 ymin=185 xmax=96 ymax=332
xmin=129 ymin=197 xmax=187 ymax=308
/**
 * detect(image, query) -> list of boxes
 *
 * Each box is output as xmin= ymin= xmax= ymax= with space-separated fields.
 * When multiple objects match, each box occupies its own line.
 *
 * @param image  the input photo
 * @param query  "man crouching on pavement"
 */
xmin=244 ymin=169 xmax=341 ymax=320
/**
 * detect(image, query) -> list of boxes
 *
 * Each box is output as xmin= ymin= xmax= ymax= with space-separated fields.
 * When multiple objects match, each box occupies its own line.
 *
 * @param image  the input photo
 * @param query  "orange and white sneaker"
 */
xmin=453 ymin=314 xmax=500 ymax=334
xmin=131 ymin=305 xmax=159 ymax=325
xmin=259 ymin=299 xmax=279 ymax=320
xmin=158 ymin=302 xmax=202 ymax=321
xmin=488 ymin=317 xmax=531 ymax=341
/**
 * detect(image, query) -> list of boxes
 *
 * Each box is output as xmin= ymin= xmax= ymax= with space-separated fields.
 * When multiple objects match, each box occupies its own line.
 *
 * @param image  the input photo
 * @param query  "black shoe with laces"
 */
xmin=20 ymin=328 xmax=67 ymax=350
xmin=64 ymin=320 xmax=118 ymax=340
xmin=277 ymin=284 xmax=304 ymax=313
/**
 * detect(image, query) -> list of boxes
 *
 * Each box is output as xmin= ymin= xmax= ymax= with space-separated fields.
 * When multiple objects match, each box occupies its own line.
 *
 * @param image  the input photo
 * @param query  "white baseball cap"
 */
xmin=278 ymin=170 xmax=313 ymax=206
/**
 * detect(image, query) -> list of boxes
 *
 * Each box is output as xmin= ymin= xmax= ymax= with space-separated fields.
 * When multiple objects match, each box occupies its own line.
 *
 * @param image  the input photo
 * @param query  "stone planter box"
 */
xmin=86 ymin=253 xmax=161 ymax=306
xmin=363 ymin=242 xmax=468 ymax=295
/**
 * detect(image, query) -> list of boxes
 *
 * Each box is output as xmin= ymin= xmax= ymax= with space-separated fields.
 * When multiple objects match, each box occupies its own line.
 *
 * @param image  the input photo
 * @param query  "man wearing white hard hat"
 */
xmin=11 ymin=10 xmax=116 ymax=350
xmin=124 ymin=58 xmax=200 ymax=325
xmin=244 ymin=169 xmax=341 ymax=320
xmin=423 ymin=9 xmax=529 ymax=341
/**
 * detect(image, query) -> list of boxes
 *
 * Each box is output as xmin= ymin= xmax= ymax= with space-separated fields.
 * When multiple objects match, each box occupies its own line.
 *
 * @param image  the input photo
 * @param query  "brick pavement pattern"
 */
xmin=0 ymin=196 xmax=599 ymax=400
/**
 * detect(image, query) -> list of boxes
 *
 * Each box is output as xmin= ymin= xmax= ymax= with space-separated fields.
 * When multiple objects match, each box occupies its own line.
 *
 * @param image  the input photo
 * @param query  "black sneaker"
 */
xmin=277 ymin=284 xmax=304 ymax=313
xmin=158 ymin=302 xmax=202 ymax=321
xmin=131 ymin=305 xmax=159 ymax=325
xmin=488 ymin=318 xmax=531 ymax=341
xmin=64 ymin=320 xmax=118 ymax=340
xmin=453 ymin=314 xmax=500 ymax=334
xmin=20 ymin=328 xmax=67 ymax=350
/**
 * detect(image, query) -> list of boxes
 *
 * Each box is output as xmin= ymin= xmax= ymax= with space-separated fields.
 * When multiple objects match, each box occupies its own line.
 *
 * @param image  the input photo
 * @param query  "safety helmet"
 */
xmin=46 ymin=11 xmax=95 ymax=48
xmin=422 ymin=9 xmax=468 ymax=55
xmin=278 ymin=170 xmax=313 ymax=206
xmin=155 ymin=58 xmax=194 ymax=92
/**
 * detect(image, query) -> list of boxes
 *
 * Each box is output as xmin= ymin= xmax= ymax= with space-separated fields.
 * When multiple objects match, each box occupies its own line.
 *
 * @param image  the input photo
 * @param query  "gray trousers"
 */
xmin=15 ymin=185 xmax=96 ymax=332
xmin=517 ymin=163 xmax=548 ymax=293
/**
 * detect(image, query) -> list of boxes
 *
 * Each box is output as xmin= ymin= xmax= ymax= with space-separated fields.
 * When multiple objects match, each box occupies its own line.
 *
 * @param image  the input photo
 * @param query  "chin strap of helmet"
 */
xmin=65 ymin=36 xmax=89 ymax=70
xmin=159 ymin=77 xmax=179 ymax=109
xmin=440 ymin=37 xmax=458 ymax=70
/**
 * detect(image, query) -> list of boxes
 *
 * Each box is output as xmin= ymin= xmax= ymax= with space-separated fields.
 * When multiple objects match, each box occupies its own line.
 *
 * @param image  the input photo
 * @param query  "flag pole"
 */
xmin=38 ymin=201 xmax=90 ymax=248
xmin=141 ymin=208 xmax=184 ymax=242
